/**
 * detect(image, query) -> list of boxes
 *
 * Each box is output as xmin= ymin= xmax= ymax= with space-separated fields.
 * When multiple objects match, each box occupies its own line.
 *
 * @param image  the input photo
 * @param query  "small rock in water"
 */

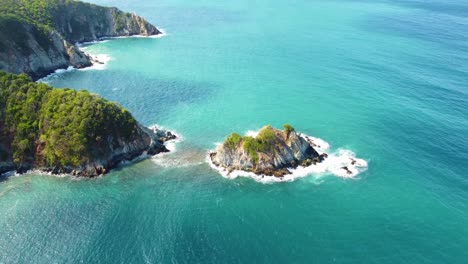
xmin=210 ymin=125 xmax=327 ymax=177
xmin=341 ymin=166 xmax=352 ymax=175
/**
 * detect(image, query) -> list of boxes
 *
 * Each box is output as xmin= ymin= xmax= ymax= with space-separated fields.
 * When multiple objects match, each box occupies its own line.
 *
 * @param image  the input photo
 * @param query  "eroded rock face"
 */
xmin=0 ymin=1 xmax=161 ymax=80
xmin=51 ymin=3 xmax=161 ymax=43
xmin=45 ymin=125 xmax=175 ymax=177
xmin=0 ymin=22 xmax=92 ymax=80
xmin=210 ymin=125 xmax=326 ymax=177
xmin=0 ymin=125 xmax=176 ymax=177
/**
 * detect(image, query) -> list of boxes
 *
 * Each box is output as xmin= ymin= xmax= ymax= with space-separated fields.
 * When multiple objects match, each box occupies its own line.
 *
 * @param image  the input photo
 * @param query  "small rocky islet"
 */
xmin=210 ymin=125 xmax=330 ymax=177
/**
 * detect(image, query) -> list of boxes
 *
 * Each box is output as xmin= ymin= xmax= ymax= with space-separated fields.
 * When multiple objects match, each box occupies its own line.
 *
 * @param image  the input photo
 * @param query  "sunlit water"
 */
xmin=2 ymin=0 xmax=468 ymax=263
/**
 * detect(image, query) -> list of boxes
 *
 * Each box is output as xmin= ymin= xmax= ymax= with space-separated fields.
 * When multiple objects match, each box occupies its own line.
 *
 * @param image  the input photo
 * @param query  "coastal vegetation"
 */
xmin=223 ymin=125 xmax=292 ymax=163
xmin=0 ymin=0 xmax=161 ymax=79
xmin=0 ymin=0 xmax=57 ymax=31
xmin=212 ymin=125 xmax=322 ymax=177
xmin=283 ymin=124 xmax=295 ymax=136
xmin=0 ymin=71 xmax=138 ymax=169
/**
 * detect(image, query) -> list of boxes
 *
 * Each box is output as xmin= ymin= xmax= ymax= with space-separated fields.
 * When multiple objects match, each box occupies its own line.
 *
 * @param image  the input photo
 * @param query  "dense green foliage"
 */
xmin=112 ymin=10 xmax=130 ymax=32
xmin=0 ymin=0 xmax=66 ymax=57
xmin=0 ymin=14 xmax=51 ymax=55
xmin=242 ymin=126 xmax=276 ymax=163
xmin=222 ymin=126 xmax=280 ymax=163
xmin=224 ymin=133 xmax=242 ymax=149
xmin=283 ymin=124 xmax=295 ymax=134
xmin=0 ymin=0 xmax=58 ymax=31
xmin=0 ymin=71 xmax=138 ymax=167
xmin=0 ymin=0 xmax=137 ymax=45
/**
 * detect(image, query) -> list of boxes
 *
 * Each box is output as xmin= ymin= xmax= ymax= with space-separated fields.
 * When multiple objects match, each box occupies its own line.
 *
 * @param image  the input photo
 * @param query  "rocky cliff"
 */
xmin=51 ymin=1 xmax=161 ymax=43
xmin=210 ymin=125 xmax=328 ymax=177
xmin=0 ymin=0 xmax=161 ymax=79
xmin=0 ymin=15 xmax=92 ymax=80
xmin=0 ymin=71 xmax=175 ymax=177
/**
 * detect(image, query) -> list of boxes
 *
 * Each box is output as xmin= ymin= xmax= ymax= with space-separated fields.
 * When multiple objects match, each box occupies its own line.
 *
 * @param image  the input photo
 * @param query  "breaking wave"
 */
xmin=208 ymin=131 xmax=368 ymax=183
xmin=148 ymin=125 xmax=202 ymax=168
xmin=81 ymin=54 xmax=113 ymax=71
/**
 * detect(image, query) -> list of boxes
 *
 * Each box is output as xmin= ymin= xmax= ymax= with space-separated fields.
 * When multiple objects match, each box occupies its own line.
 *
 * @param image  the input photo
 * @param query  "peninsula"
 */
xmin=0 ymin=0 xmax=161 ymax=79
xmin=0 ymin=71 xmax=175 ymax=176
xmin=0 ymin=0 xmax=172 ymax=177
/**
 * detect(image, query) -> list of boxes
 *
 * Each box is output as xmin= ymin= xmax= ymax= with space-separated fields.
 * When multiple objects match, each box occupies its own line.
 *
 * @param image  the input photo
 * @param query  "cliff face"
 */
xmin=36 ymin=125 xmax=173 ymax=177
xmin=0 ymin=0 xmax=161 ymax=79
xmin=0 ymin=71 xmax=175 ymax=177
xmin=210 ymin=125 xmax=326 ymax=177
xmin=51 ymin=1 xmax=161 ymax=43
xmin=0 ymin=15 xmax=91 ymax=79
xmin=0 ymin=124 xmax=172 ymax=177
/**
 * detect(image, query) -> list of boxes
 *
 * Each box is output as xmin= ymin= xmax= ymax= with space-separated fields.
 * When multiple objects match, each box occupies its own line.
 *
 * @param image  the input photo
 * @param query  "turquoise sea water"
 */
xmin=2 ymin=0 xmax=468 ymax=262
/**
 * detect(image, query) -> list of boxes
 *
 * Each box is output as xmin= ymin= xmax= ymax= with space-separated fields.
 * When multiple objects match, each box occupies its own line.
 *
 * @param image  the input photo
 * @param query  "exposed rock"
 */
xmin=0 ymin=19 xmax=92 ymax=80
xmin=341 ymin=166 xmax=352 ymax=175
xmin=0 ymin=0 xmax=162 ymax=80
xmin=210 ymin=125 xmax=326 ymax=177
xmin=0 ymin=124 xmax=175 ymax=177
xmin=51 ymin=2 xmax=161 ymax=43
xmin=0 ymin=71 xmax=175 ymax=178
xmin=150 ymin=127 xmax=177 ymax=142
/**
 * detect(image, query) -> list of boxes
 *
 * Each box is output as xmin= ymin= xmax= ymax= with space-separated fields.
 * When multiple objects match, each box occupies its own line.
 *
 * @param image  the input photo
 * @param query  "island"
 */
xmin=210 ymin=125 xmax=329 ymax=177
xmin=0 ymin=0 xmax=162 ymax=80
xmin=0 ymin=71 xmax=175 ymax=177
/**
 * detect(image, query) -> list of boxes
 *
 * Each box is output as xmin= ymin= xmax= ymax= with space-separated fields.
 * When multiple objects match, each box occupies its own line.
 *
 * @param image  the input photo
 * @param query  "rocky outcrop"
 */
xmin=210 ymin=125 xmax=328 ymax=177
xmin=52 ymin=2 xmax=161 ymax=43
xmin=0 ymin=125 xmax=176 ymax=177
xmin=0 ymin=71 xmax=175 ymax=178
xmin=39 ymin=126 xmax=174 ymax=177
xmin=0 ymin=0 xmax=161 ymax=80
xmin=0 ymin=18 xmax=92 ymax=80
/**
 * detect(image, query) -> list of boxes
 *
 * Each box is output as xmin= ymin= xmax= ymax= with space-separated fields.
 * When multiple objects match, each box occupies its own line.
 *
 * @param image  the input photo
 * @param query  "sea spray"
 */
xmin=80 ymin=54 xmax=113 ymax=71
xmin=208 ymin=130 xmax=368 ymax=183
xmin=37 ymin=66 xmax=76 ymax=83
xmin=149 ymin=125 xmax=204 ymax=168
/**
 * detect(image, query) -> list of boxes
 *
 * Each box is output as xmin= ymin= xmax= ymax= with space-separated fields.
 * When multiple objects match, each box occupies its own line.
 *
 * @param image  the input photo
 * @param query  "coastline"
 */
xmin=0 ymin=125 xmax=179 ymax=179
xmin=75 ymin=28 xmax=167 ymax=46
xmin=37 ymin=30 xmax=167 ymax=83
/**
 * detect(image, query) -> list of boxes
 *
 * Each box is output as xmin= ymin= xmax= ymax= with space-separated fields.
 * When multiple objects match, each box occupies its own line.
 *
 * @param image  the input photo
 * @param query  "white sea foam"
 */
xmin=37 ymin=32 xmax=167 ymax=82
xmin=148 ymin=125 xmax=183 ymax=164
xmin=77 ymin=30 xmax=167 ymax=46
xmin=101 ymin=29 xmax=167 ymax=40
xmin=0 ymin=170 xmax=19 ymax=178
xmin=245 ymin=130 xmax=259 ymax=137
xmin=148 ymin=124 xmax=182 ymax=151
xmin=0 ymin=169 xmax=72 ymax=178
xmin=208 ymin=130 xmax=368 ymax=183
xmin=76 ymin=39 xmax=110 ymax=47
xmin=37 ymin=66 xmax=76 ymax=83
xmin=80 ymin=53 xmax=113 ymax=71
xmin=36 ymin=53 xmax=112 ymax=82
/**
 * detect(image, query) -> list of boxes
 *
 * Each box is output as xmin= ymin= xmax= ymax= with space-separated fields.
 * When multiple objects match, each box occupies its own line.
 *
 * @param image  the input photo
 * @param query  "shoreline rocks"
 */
xmin=210 ymin=125 xmax=328 ymax=177
xmin=0 ymin=0 xmax=162 ymax=80
xmin=0 ymin=125 xmax=176 ymax=178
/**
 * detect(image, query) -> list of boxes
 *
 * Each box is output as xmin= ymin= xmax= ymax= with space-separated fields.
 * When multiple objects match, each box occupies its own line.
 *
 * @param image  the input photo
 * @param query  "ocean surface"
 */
xmin=2 ymin=0 xmax=468 ymax=263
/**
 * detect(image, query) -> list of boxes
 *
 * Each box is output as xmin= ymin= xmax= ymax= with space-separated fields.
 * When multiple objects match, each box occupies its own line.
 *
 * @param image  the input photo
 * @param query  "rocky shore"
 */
xmin=210 ymin=125 xmax=329 ymax=177
xmin=0 ymin=0 xmax=162 ymax=80
xmin=0 ymin=126 xmax=176 ymax=177
xmin=0 ymin=70 xmax=176 ymax=178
